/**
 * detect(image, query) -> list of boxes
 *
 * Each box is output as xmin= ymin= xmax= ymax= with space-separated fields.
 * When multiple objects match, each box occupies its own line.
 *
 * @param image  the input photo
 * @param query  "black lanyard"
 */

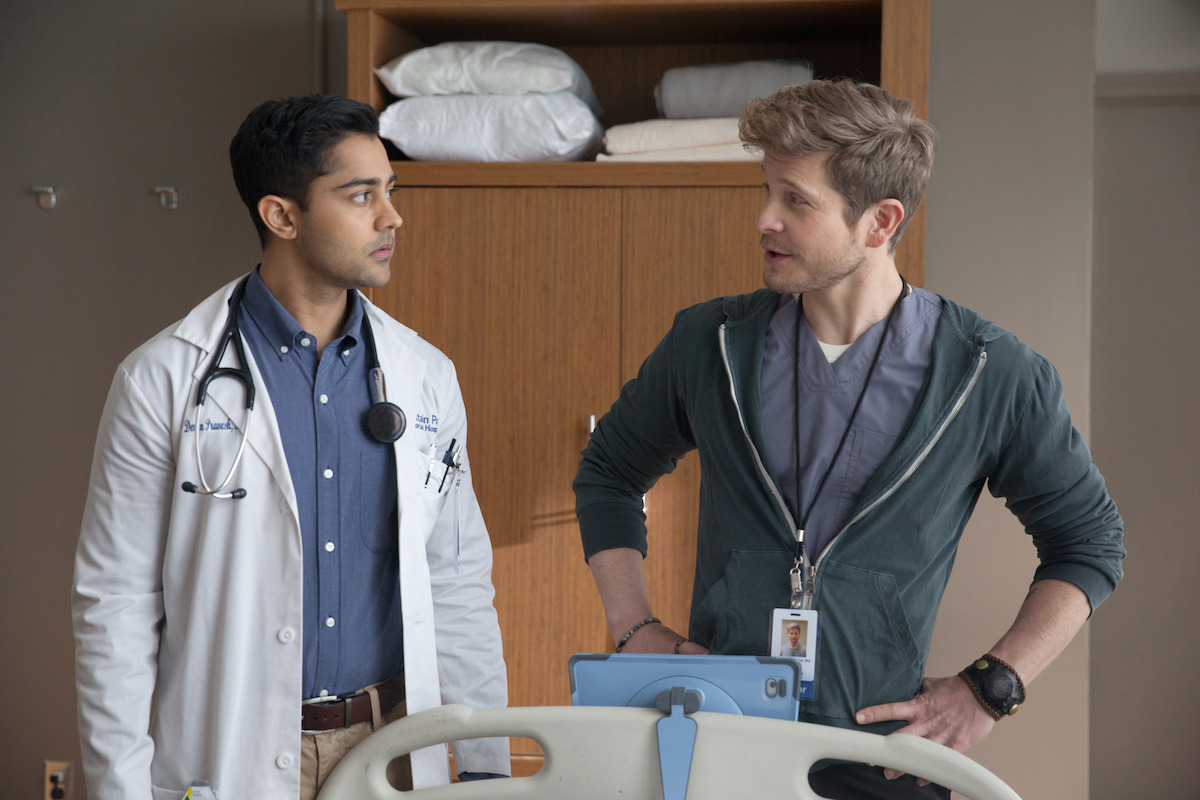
xmin=789 ymin=276 xmax=907 ymax=607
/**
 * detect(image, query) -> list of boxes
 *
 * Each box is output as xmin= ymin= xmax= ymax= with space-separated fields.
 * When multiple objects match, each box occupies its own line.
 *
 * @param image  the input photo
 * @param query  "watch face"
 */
xmin=979 ymin=658 xmax=1024 ymax=710
xmin=963 ymin=656 xmax=1025 ymax=720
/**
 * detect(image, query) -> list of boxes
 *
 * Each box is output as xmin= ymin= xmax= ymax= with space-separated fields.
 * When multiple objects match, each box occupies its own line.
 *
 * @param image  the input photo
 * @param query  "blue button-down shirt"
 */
xmin=239 ymin=269 xmax=403 ymax=698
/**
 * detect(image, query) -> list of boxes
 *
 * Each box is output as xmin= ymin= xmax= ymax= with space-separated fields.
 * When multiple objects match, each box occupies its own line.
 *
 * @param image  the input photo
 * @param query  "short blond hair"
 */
xmin=740 ymin=79 xmax=938 ymax=251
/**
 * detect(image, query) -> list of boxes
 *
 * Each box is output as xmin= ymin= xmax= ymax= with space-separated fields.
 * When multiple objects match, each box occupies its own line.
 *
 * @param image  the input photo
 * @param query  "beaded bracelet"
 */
xmin=615 ymin=616 xmax=660 ymax=652
xmin=673 ymin=638 xmax=688 ymax=654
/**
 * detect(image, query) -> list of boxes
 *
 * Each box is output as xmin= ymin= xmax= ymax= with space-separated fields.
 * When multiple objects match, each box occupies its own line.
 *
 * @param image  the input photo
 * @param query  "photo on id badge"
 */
xmin=770 ymin=607 xmax=817 ymax=698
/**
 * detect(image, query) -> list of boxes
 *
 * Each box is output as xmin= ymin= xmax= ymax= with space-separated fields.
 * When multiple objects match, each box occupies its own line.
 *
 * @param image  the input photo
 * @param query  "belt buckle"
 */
xmin=301 ymin=692 xmax=356 ymax=735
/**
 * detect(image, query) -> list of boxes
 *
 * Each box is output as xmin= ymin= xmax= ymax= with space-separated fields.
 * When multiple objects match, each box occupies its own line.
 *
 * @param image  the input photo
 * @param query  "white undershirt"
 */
xmin=817 ymin=340 xmax=853 ymax=363
xmin=808 ymin=284 xmax=914 ymax=364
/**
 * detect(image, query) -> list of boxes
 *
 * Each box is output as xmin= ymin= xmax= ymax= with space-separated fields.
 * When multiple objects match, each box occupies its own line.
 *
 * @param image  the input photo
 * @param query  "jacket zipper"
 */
xmin=816 ymin=350 xmax=989 ymax=600
xmin=720 ymin=324 xmax=988 ymax=610
xmin=718 ymin=325 xmax=814 ymax=605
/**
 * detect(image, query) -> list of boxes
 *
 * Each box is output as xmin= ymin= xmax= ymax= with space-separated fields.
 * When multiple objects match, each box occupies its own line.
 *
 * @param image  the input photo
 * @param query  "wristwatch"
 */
xmin=959 ymin=654 xmax=1025 ymax=720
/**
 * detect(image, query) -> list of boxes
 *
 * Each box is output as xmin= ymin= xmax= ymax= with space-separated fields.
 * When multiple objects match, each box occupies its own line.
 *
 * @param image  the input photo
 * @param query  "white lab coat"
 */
xmin=73 ymin=277 xmax=509 ymax=800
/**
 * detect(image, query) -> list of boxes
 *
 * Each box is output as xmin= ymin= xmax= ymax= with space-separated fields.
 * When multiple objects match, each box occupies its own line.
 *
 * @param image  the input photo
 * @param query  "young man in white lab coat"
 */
xmin=73 ymin=95 xmax=509 ymax=800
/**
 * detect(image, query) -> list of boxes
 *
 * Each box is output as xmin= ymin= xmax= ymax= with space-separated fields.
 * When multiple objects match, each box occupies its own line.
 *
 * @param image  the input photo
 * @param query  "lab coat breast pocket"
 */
xmin=397 ymin=436 xmax=455 ymax=536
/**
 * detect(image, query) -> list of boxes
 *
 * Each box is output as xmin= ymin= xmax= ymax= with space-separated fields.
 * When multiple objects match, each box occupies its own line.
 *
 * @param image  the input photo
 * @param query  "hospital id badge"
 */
xmin=770 ymin=607 xmax=818 ymax=698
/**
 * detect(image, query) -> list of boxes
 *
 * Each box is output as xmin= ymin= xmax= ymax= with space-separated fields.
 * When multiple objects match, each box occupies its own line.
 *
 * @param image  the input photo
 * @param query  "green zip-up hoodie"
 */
xmin=574 ymin=289 xmax=1124 ymax=734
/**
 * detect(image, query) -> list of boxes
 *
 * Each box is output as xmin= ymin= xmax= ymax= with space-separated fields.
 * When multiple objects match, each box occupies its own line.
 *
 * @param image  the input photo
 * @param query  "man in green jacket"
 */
xmin=573 ymin=79 xmax=1124 ymax=799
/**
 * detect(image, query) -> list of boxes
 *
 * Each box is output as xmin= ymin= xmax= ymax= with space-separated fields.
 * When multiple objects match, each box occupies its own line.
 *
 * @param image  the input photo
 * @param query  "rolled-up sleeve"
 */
xmin=988 ymin=357 xmax=1125 ymax=612
xmin=573 ymin=315 xmax=697 ymax=561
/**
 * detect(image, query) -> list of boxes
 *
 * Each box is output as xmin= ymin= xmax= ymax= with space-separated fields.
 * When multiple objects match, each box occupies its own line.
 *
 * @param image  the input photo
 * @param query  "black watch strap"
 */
xmin=959 ymin=654 xmax=1026 ymax=720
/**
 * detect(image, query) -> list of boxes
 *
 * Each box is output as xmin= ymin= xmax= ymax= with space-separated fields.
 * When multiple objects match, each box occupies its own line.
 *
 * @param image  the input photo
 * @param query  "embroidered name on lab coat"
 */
xmin=183 ymin=418 xmax=239 ymax=433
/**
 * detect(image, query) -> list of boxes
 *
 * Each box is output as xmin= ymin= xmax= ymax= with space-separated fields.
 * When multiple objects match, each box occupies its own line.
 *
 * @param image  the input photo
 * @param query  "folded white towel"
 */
xmin=655 ymin=59 xmax=814 ymax=119
xmin=603 ymin=117 xmax=741 ymax=155
xmin=596 ymin=142 xmax=759 ymax=162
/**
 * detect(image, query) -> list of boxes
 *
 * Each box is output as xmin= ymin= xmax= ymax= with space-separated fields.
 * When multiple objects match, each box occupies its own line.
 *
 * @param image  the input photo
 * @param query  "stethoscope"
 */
xmin=181 ymin=276 xmax=406 ymax=500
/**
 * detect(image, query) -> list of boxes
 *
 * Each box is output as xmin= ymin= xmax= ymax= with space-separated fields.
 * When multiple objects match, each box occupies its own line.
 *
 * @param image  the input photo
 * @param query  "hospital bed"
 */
xmin=316 ymin=703 xmax=1023 ymax=800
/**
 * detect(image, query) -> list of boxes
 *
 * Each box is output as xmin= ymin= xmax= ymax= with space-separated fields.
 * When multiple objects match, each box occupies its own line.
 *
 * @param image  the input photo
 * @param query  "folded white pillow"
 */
xmin=375 ymin=41 xmax=602 ymax=115
xmin=655 ymin=59 xmax=814 ymax=119
xmin=379 ymin=92 xmax=603 ymax=162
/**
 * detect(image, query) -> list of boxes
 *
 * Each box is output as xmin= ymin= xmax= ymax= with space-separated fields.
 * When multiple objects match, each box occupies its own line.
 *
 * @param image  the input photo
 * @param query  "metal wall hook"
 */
xmin=154 ymin=186 xmax=179 ymax=210
xmin=31 ymin=186 xmax=57 ymax=210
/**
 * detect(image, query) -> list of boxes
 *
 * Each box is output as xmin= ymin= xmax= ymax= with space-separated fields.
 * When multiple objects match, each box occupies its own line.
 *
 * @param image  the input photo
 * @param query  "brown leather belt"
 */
xmin=301 ymin=672 xmax=405 ymax=733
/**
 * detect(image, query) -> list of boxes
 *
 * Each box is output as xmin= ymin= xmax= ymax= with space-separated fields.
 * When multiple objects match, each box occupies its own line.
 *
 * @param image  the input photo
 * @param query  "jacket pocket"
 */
xmin=807 ymin=559 xmax=922 ymax=725
xmin=690 ymin=550 xmax=794 ymax=654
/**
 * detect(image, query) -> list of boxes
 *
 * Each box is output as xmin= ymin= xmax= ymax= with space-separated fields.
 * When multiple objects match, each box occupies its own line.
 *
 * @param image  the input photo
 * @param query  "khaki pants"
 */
xmin=299 ymin=688 xmax=412 ymax=800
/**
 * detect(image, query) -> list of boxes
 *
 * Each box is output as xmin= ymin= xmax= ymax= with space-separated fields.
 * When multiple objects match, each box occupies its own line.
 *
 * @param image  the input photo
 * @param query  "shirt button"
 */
xmin=325 ymin=617 xmax=336 ymax=628
xmin=319 ymin=394 xmax=329 ymax=404
xmin=276 ymin=627 xmax=295 ymax=644
xmin=318 ymin=689 xmax=330 ymax=698
xmin=300 ymin=337 xmax=312 ymax=347
xmin=275 ymin=753 xmax=294 ymax=770
xmin=280 ymin=345 xmax=289 ymax=354
xmin=323 ymin=468 xmax=334 ymax=479
xmin=324 ymin=541 xmax=335 ymax=552
xmin=342 ymin=349 xmax=350 ymax=357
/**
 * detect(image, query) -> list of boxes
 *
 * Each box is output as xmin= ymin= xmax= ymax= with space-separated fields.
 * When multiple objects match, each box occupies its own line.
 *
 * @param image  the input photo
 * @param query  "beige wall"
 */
xmin=0 ymin=0 xmax=321 ymax=793
xmin=925 ymin=2 xmax=1097 ymax=798
xmin=1090 ymin=96 xmax=1200 ymax=798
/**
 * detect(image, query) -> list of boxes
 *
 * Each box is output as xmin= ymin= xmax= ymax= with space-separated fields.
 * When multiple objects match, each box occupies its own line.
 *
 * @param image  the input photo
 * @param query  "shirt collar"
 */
xmin=241 ymin=267 xmax=363 ymax=361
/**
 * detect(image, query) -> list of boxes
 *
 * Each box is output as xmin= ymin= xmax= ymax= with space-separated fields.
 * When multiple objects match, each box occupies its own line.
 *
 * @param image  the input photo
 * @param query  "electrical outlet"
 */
xmin=44 ymin=760 xmax=72 ymax=800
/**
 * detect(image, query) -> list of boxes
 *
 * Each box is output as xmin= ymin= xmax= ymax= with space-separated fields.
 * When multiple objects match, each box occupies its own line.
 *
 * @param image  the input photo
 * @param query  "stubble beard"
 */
xmin=763 ymin=248 xmax=867 ymax=296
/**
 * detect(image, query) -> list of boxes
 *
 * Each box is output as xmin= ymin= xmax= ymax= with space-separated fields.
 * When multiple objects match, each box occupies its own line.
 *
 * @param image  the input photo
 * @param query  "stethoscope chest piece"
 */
xmin=367 ymin=396 xmax=406 ymax=443
xmin=184 ymin=277 xmax=408 ymax=501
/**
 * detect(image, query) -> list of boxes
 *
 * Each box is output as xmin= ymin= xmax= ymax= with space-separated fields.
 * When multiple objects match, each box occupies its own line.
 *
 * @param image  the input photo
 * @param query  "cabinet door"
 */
xmin=375 ymin=187 xmax=622 ymax=721
xmin=619 ymin=186 xmax=767 ymax=634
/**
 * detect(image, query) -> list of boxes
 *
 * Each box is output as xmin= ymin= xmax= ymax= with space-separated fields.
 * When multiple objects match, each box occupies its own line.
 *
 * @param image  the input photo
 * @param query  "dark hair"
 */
xmin=740 ymin=79 xmax=938 ymax=252
xmin=229 ymin=94 xmax=380 ymax=247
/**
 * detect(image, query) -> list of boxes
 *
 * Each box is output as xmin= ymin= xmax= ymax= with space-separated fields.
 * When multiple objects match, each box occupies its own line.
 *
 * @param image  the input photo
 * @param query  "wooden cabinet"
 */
xmin=339 ymin=0 xmax=929 ymax=774
xmin=339 ymin=0 xmax=929 ymax=279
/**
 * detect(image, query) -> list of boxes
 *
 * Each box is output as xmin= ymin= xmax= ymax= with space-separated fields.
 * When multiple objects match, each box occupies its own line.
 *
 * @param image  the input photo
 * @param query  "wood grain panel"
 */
xmin=374 ymin=188 xmax=622 ymax=742
xmin=881 ymin=0 xmax=929 ymax=287
xmin=619 ymin=186 xmax=765 ymax=634
xmin=349 ymin=2 xmax=931 ymax=770
xmin=345 ymin=9 xmax=425 ymax=110
xmin=386 ymin=160 xmax=764 ymax=188
xmin=338 ymin=0 xmax=882 ymax=45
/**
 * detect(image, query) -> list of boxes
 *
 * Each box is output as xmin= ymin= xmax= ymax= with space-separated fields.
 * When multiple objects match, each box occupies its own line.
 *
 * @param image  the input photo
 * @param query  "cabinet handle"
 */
xmin=589 ymin=414 xmax=596 ymax=434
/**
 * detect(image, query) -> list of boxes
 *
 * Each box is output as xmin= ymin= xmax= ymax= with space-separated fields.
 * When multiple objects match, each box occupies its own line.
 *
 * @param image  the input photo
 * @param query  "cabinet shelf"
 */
xmin=388 ymin=159 xmax=763 ymax=187
xmin=339 ymin=0 xmax=904 ymax=123
xmin=342 ymin=0 xmax=882 ymax=46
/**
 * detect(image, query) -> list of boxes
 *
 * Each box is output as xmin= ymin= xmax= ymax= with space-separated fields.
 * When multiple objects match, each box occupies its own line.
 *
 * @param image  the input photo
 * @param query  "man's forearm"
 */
xmin=586 ymin=548 xmax=706 ymax=654
xmin=587 ymin=547 xmax=656 ymax=643
xmin=984 ymin=577 xmax=1092 ymax=685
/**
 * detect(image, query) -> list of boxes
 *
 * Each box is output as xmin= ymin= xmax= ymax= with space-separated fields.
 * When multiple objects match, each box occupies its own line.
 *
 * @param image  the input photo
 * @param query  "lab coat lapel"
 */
xmin=364 ymin=299 xmax=428 ymax=490
xmin=176 ymin=275 xmax=299 ymax=515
